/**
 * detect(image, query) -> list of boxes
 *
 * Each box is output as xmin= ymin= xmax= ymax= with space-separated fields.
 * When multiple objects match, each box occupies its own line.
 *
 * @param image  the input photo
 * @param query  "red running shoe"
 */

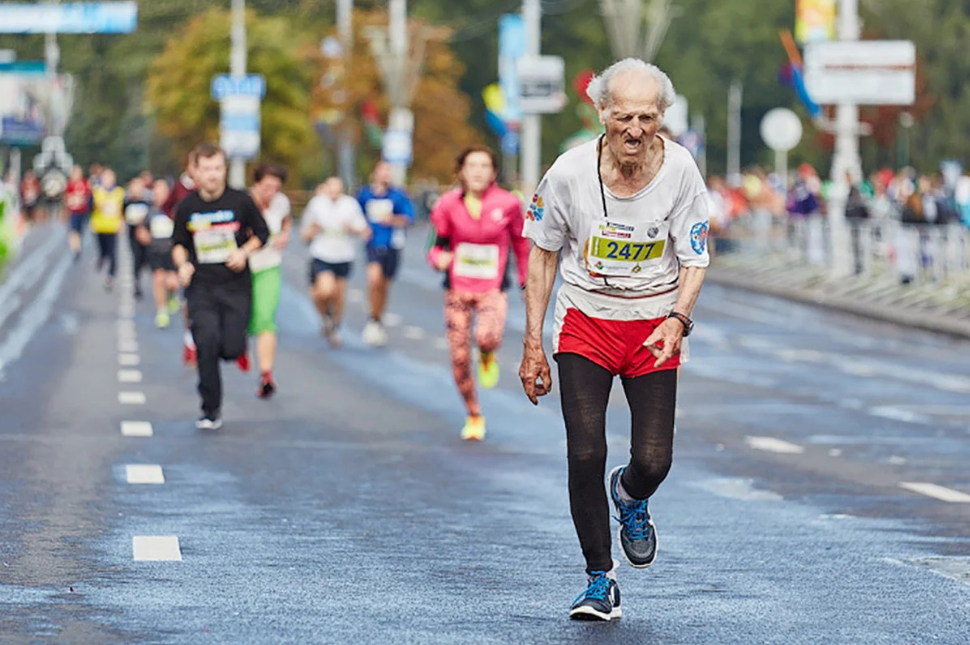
xmin=237 ymin=352 xmax=251 ymax=373
xmin=183 ymin=343 xmax=197 ymax=367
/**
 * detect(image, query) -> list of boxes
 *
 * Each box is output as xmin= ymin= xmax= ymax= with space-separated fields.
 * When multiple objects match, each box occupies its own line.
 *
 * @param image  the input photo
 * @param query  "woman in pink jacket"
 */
xmin=428 ymin=146 xmax=531 ymax=441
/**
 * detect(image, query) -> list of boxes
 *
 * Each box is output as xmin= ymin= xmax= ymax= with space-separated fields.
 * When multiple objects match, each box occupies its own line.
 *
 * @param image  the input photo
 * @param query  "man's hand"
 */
xmin=177 ymin=262 xmax=195 ymax=287
xmin=225 ymin=248 xmax=248 ymax=272
xmin=433 ymin=251 xmax=453 ymax=272
xmin=643 ymin=318 xmax=684 ymax=368
xmin=135 ymin=226 xmax=151 ymax=246
xmin=304 ymin=222 xmax=322 ymax=241
xmin=519 ymin=340 xmax=553 ymax=405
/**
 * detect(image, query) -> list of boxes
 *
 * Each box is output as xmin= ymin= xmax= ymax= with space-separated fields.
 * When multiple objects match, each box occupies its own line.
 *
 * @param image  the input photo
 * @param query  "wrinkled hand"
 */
xmin=225 ymin=248 xmax=248 ymax=272
xmin=177 ymin=262 xmax=195 ymax=287
xmin=434 ymin=251 xmax=453 ymax=272
xmin=643 ymin=318 xmax=684 ymax=368
xmin=519 ymin=340 xmax=553 ymax=405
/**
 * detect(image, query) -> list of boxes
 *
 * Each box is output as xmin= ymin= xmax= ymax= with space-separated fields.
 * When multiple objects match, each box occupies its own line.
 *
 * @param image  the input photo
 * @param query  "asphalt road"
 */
xmin=2 ymin=221 xmax=970 ymax=644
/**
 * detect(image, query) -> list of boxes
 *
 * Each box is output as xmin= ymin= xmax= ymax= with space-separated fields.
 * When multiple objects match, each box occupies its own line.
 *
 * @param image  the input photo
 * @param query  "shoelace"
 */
xmin=615 ymin=497 xmax=652 ymax=541
xmin=573 ymin=572 xmax=611 ymax=604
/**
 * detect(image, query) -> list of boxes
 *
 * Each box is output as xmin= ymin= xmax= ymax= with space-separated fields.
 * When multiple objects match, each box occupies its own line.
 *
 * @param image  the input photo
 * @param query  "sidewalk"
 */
xmin=708 ymin=252 xmax=970 ymax=339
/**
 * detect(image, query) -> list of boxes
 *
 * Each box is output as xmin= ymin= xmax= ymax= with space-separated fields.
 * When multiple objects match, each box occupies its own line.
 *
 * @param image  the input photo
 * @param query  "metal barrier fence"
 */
xmin=716 ymin=211 xmax=970 ymax=290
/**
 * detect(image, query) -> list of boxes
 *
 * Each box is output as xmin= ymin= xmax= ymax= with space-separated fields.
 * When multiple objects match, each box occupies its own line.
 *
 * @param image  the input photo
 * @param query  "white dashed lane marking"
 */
xmin=403 ymin=326 xmax=425 ymax=340
xmin=121 ymin=421 xmax=153 ymax=437
xmin=126 ymin=465 xmax=165 ymax=484
xmin=118 ymin=369 xmax=143 ymax=383
xmin=118 ymin=392 xmax=147 ymax=405
xmin=433 ymin=337 xmax=450 ymax=351
xmin=132 ymin=536 xmax=182 ymax=561
xmin=118 ymin=353 xmax=140 ymax=366
xmin=744 ymin=436 xmax=805 ymax=454
xmin=118 ymin=340 xmax=139 ymax=353
xmin=899 ymin=483 xmax=970 ymax=504
xmin=383 ymin=313 xmax=403 ymax=328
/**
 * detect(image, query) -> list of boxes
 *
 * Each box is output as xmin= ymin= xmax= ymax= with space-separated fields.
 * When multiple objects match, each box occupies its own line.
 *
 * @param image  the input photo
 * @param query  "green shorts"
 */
xmin=250 ymin=265 xmax=282 ymax=335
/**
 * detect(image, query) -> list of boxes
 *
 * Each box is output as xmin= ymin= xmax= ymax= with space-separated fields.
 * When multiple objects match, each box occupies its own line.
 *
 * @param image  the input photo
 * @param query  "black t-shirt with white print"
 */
xmin=172 ymin=187 xmax=269 ymax=287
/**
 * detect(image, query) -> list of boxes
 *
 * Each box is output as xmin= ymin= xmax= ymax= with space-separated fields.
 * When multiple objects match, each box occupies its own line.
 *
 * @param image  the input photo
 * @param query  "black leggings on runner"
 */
xmin=556 ymin=353 xmax=677 ymax=574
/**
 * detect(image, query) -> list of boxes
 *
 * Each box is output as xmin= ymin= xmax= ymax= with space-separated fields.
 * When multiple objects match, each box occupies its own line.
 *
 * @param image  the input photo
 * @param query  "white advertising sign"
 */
xmin=804 ymin=40 xmax=916 ymax=106
xmin=517 ymin=56 xmax=566 ymax=114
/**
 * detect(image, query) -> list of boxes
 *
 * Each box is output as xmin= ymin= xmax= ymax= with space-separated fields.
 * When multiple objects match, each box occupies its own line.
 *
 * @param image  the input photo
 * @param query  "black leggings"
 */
xmin=96 ymin=234 xmax=117 ymax=277
xmin=556 ymin=353 xmax=677 ymax=574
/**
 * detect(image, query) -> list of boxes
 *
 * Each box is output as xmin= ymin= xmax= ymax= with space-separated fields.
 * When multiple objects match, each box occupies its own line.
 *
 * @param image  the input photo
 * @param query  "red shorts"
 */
xmin=554 ymin=307 xmax=680 ymax=378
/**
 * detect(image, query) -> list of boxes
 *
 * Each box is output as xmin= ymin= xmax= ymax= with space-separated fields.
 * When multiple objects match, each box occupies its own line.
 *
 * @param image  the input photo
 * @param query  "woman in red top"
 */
xmin=427 ymin=146 xmax=530 ymax=441
xmin=65 ymin=165 xmax=92 ymax=259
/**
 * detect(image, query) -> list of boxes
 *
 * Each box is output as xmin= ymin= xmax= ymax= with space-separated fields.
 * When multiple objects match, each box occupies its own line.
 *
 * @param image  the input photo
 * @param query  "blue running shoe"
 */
xmin=609 ymin=465 xmax=658 ymax=568
xmin=569 ymin=571 xmax=621 ymax=621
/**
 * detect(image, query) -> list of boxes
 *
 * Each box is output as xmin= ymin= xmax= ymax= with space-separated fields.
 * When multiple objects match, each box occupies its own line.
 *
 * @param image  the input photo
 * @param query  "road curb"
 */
xmin=708 ymin=269 xmax=970 ymax=340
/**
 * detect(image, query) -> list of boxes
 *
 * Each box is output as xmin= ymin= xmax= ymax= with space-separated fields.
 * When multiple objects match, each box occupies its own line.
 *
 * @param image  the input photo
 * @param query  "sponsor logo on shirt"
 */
xmin=526 ymin=195 xmax=544 ymax=222
xmin=491 ymin=208 xmax=504 ymax=222
xmin=188 ymin=209 xmax=238 ymax=232
xmin=690 ymin=221 xmax=709 ymax=255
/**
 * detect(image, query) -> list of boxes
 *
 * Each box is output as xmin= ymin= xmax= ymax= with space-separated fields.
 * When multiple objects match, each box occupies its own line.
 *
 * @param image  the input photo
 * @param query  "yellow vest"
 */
xmin=90 ymin=186 xmax=125 ymax=234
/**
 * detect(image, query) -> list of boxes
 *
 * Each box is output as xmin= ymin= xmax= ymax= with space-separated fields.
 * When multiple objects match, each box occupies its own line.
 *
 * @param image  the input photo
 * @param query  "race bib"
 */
xmin=149 ymin=214 xmax=174 ymax=239
xmin=454 ymin=243 xmax=500 ymax=280
xmin=584 ymin=219 xmax=667 ymax=277
xmin=125 ymin=203 xmax=150 ymax=225
xmin=193 ymin=226 xmax=238 ymax=264
xmin=365 ymin=199 xmax=394 ymax=224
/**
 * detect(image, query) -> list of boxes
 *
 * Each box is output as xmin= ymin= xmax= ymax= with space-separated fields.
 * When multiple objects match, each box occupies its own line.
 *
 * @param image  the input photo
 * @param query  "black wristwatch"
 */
xmin=667 ymin=311 xmax=694 ymax=337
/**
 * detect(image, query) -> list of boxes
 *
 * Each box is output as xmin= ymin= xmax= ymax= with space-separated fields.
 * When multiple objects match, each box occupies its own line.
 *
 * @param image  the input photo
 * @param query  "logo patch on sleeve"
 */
xmin=526 ymin=195 xmax=545 ymax=222
xmin=690 ymin=221 xmax=709 ymax=255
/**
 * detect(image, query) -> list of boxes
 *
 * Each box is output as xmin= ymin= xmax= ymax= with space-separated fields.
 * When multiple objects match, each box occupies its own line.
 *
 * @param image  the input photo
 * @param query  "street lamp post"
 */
xmin=229 ymin=0 xmax=247 ymax=189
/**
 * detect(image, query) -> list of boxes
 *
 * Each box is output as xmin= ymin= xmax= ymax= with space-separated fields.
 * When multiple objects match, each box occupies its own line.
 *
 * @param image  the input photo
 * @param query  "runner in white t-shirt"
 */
xmin=247 ymin=163 xmax=292 ymax=399
xmin=301 ymin=177 xmax=371 ymax=347
xmin=518 ymin=58 xmax=709 ymax=622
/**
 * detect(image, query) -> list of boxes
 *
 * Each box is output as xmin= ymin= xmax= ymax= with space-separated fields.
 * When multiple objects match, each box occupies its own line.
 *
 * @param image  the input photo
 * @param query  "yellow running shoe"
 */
xmin=460 ymin=415 xmax=486 ymax=441
xmin=478 ymin=352 xmax=500 ymax=390
xmin=155 ymin=311 xmax=171 ymax=329
xmin=167 ymin=295 xmax=180 ymax=315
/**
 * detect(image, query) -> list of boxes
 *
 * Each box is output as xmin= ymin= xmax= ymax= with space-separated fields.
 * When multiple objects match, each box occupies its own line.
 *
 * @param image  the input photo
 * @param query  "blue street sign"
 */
xmin=0 ymin=2 xmax=137 ymax=34
xmin=211 ymin=74 xmax=266 ymax=101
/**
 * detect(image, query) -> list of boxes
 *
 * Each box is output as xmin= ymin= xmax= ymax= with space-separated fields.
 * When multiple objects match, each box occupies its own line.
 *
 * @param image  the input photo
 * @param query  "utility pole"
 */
xmin=229 ymin=0 xmax=247 ymax=189
xmin=727 ymin=80 xmax=742 ymax=183
xmin=827 ymin=0 xmax=861 ymax=280
xmin=520 ymin=0 xmax=541 ymax=196
xmin=336 ymin=0 xmax=356 ymax=189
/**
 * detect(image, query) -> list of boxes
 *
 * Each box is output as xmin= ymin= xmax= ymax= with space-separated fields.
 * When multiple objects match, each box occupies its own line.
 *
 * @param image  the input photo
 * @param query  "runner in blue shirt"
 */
xmin=357 ymin=160 xmax=414 ymax=346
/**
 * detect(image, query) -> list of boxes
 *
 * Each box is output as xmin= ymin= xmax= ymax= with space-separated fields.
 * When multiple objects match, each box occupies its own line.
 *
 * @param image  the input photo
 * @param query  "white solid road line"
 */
xmin=744 ymin=436 xmax=806 ymax=455
xmin=899 ymin=483 xmax=970 ymax=504
xmin=118 ymin=353 xmax=140 ymax=366
xmin=119 ymin=392 xmax=147 ymax=405
xmin=126 ymin=464 xmax=165 ymax=484
xmin=132 ymin=536 xmax=182 ymax=561
xmin=118 ymin=369 xmax=143 ymax=383
xmin=121 ymin=421 xmax=153 ymax=437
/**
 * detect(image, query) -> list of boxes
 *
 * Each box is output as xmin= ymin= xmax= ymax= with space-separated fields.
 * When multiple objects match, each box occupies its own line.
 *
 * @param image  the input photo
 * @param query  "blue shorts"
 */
xmin=69 ymin=212 xmax=88 ymax=233
xmin=309 ymin=258 xmax=352 ymax=284
xmin=366 ymin=246 xmax=400 ymax=279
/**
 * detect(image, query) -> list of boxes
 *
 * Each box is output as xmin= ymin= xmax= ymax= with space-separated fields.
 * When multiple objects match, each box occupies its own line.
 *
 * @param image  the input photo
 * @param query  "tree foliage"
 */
xmin=311 ymin=9 xmax=480 ymax=184
xmin=145 ymin=8 xmax=319 ymax=181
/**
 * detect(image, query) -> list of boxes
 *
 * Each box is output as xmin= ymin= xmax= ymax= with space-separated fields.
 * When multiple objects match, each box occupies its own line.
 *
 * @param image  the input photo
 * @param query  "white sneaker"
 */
xmin=327 ymin=327 xmax=343 ymax=349
xmin=362 ymin=320 xmax=387 ymax=347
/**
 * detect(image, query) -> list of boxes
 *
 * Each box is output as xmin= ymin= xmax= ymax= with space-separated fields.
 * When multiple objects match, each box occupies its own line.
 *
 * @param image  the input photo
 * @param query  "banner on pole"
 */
xmin=795 ymin=0 xmax=836 ymax=45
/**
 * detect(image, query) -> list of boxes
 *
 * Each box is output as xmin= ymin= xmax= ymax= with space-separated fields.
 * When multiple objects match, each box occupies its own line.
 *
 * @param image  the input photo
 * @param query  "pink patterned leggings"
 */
xmin=444 ymin=290 xmax=509 ymax=416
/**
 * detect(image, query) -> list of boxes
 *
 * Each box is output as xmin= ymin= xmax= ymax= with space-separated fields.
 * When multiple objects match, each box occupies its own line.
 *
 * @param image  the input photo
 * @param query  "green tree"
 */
xmin=146 ymin=7 xmax=320 ymax=182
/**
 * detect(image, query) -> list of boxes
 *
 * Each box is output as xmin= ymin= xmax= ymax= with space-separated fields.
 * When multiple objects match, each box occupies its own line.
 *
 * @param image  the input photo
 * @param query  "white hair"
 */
xmin=586 ymin=58 xmax=676 ymax=113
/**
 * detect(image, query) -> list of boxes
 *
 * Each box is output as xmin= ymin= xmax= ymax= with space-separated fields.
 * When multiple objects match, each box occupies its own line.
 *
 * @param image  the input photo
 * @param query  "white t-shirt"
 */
xmin=524 ymin=138 xmax=709 ymax=317
xmin=248 ymin=193 xmax=291 ymax=273
xmin=301 ymin=194 xmax=368 ymax=264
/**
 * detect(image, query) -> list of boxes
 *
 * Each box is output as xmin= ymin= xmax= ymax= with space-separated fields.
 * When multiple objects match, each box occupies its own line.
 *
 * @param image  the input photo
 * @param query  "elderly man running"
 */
xmin=519 ymin=58 xmax=710 ymax=621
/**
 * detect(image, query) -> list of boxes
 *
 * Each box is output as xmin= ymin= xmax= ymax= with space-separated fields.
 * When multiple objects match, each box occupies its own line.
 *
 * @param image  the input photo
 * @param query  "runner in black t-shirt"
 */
xmin=172 ymin=144 xmax=269 ymax=429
